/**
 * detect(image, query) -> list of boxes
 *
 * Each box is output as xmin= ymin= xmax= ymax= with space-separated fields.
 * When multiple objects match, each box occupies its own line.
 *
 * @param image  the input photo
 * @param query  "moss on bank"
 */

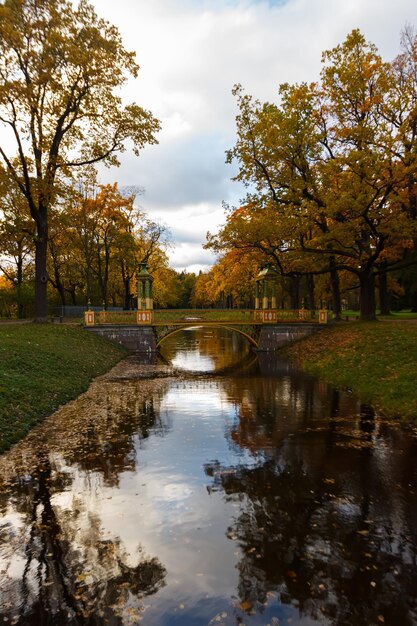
xmin=282 ymin=321 xmax=417 ymax=421
xmin=0 ymin=324 xmax=128 ymax=453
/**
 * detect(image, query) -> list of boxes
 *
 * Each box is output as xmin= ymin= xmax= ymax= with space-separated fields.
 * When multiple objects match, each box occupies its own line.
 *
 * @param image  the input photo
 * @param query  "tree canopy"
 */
xmin=207 ymin=29 xmax=417 ymax=319
xmin=0 ymin=0 xmax=160 ymax=320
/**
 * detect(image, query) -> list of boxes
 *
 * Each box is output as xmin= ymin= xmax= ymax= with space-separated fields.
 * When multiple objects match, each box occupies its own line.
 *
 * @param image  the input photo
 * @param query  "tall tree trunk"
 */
xmin=123 ymin=277 xmax=131 ymax=310
xmin=67 ymin=286 xmax=77 ymax=306
xmin=57 ymin=283 xmax=66 ymax=307
xmin=85 ymin=264 xmax=92 ymax=305
xmin=103 ymin=248 xmax=110 ymax=309
xmin=34 ymin=217 xmax=48 ymax=322
xmin=306 ymin=273 xmax=315 ymax=310
xmin=407 ymin=247 xmax=417 ymax=312
xmin=359 ymin=269 xmax=376 ymax=321
xmin=329 ymin=256 xmax=342 ymax=320
xmin=84 ymin=241 xmax=92 ymax=305
xmin=49 ymin=244 xmax=66 ymax=308
xmin=52 ymin=268 xmax=66 ymax=307
xmin=290 ymin=274 xmax=300 ymax=309
xmin=96 ymin=250 xmax=109 ymax=309
xmin=16 ymin=254 xmax=25 ymax=319
xmin=378 ymin=268 xmax=390 ymax=315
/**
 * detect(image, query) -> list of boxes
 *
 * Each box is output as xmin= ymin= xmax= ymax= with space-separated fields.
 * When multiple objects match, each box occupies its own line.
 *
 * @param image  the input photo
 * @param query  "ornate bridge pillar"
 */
xmin=137 ymin=262 xmax=154 ymax=311
xmin=255 ymin=263 xmax=278 ymax=311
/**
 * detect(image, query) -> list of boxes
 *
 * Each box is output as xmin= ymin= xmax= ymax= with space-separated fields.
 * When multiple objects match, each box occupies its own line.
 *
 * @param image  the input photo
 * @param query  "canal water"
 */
xmin=1 ymin=327 xmax=417 ymax=625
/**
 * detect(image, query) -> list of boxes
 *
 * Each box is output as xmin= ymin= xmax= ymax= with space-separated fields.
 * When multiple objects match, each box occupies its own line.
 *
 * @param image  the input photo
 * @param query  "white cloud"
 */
xmin=147 ymin=202 xmax=225 ymax=271
xmin=92 ymin=0 xmax=417 ymax=269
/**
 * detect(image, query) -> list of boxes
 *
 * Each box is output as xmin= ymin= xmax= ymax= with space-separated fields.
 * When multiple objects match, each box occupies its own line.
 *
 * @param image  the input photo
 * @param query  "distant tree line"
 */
xmin=0 ymin=169 xmax=200 ymax=317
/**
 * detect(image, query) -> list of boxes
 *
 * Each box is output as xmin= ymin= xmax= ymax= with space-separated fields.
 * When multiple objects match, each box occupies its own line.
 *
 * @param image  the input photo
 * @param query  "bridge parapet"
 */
xmin=253 ymin=309 xmax=320 ymax=323
xmin=153 ymin=309 xmax=254 ymax=324
xmin=84 ymin=308 xmax=327 ymax=326
xmin=84 ymin=310 xmax=153 ymax=326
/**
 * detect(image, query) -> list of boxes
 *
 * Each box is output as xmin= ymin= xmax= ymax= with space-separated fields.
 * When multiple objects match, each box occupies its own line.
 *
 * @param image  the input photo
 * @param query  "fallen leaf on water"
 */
xmin=239 ymin=600 xmax=252 ymax=611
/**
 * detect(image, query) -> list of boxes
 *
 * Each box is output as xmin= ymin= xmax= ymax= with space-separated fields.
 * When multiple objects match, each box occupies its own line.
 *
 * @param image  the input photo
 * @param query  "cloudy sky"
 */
xmin=92 ymin=0 xmax=417 ymax=272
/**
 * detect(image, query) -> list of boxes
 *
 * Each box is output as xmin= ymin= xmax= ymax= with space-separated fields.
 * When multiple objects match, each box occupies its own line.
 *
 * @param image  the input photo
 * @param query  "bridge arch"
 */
xmin=155 ymin=323 xmax=259 ymax=349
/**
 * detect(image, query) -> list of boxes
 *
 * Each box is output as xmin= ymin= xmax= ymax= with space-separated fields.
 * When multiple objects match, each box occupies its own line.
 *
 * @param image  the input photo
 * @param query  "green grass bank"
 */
xmin=0 ymin=324 xmax=127 ymax=454
xmin=282 ymin=321 xmax=417 ymax=421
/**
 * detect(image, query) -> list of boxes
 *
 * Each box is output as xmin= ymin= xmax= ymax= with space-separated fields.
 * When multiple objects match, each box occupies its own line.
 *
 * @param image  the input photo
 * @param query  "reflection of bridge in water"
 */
xmin=85 ymin=308 xmax=328 ymax=352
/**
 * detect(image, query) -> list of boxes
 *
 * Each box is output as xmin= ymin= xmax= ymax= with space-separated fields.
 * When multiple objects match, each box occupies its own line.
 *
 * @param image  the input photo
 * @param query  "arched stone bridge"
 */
xmin=154 ymin=322 xmax=260 ymax=348
xmin=85 ymin=308 xmax=327 ymax=352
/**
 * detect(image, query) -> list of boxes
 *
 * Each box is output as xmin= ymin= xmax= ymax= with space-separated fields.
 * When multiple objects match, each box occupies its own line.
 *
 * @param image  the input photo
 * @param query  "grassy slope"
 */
xmin=0 ymin=324 xmax=127 ymax=453
xmin=282 ymin=321 xmax=417 ymax=420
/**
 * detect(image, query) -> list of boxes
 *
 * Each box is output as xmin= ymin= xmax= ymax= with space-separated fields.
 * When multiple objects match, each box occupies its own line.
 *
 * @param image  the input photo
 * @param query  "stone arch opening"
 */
xmin=155 ymin=324 xmax=259 ymax=349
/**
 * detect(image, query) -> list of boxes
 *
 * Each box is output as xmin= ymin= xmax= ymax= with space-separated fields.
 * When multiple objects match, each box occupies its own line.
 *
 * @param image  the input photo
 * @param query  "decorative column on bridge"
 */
xmin=254 ymin=263 xmax=278 ymax=322
xmin=136 ymin=262 xmax=154 ymax=324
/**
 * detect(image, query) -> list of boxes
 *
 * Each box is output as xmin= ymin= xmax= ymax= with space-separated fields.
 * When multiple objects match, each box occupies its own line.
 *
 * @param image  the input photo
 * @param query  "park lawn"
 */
xmin=0 ymin=324 xmax=127 ymax=453
xmin=282 ymin=321 xmax=417 ymax=421
xmin=329 ymin=309 xmax=417 ymax=320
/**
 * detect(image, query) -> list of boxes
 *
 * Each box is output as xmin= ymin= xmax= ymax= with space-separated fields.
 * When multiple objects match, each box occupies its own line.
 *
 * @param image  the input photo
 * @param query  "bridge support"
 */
xmin=86 ymin=325 xmax=157 ymax=353
xmin=85 ymin=322 xmax=321 ymax=353
xmin=257 ymin=324 xmax=321 ymax=351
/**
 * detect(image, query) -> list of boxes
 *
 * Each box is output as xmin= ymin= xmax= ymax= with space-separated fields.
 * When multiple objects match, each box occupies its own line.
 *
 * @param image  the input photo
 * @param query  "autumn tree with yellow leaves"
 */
xmin=45 ymin=181 xmax=170 ymax=310
xmin=0 ymin=0 xmax=160 ymax=321
xmin=193 ymin=249 xmax=261 ymax=309
xmin=211 ymin=29 xmax=417 ymax=320
xmin=0 ymin=167 xmax=35 ymax=316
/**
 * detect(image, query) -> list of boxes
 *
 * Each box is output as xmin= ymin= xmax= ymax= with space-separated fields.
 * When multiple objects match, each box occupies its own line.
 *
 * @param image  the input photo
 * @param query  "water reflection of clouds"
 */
xmin=164 ymin=383 xmax=234 ymax=414
xmin=171 ymin=349 xmax=214 ymax=372
xmin=3 ymin=348 xmax=416 ymax=625
xmin=157 ymin=481 xmax=194 ymax=502
xmin=77 ymin=382 xmax=249 ymax=606
xmin=89 ymin=470 xmax=241 ymax=607
xmin=0 ymin=509 xmax=27 ymax=578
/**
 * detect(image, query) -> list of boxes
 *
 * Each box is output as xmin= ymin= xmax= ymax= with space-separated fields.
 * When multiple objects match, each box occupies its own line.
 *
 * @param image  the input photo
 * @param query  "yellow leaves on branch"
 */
xmin=209 ymin=26 xmax=417 ymax=315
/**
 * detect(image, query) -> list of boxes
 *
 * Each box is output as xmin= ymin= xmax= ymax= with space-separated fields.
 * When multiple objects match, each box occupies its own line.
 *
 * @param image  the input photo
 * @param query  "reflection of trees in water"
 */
xmin=0 ymin=382 xmax=170 ymax=625
xmin=205 ymin=436 xmax=417 ymax=625
xmin=204 ymin=367 xmax=417 ymax=624
xmin=0 ymin=450 xmax=166 ymax=625
xmin=1 ymin=356 xmax=417 ymax=624
xmin=0 ymin=379 xmax=170 ymax=490
xmin=62 ymin=385 xmax=170 ymax=487
xmin=219 ymin=371 xmax=362 ymax=457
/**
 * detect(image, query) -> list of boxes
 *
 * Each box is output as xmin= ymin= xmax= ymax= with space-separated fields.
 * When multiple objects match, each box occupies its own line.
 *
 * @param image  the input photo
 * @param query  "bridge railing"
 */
xmin=154 ymin=309 xmax=320 ymax=324
xmin=153 ymin=309 xmax=254 ymax=324
xmin=253 ymin=309 xmax=319 ymax=323
xmin=94 ymin=310 xmax=138 ymax=325
xmin=85 ymin=308 xmax=323 ymax=326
